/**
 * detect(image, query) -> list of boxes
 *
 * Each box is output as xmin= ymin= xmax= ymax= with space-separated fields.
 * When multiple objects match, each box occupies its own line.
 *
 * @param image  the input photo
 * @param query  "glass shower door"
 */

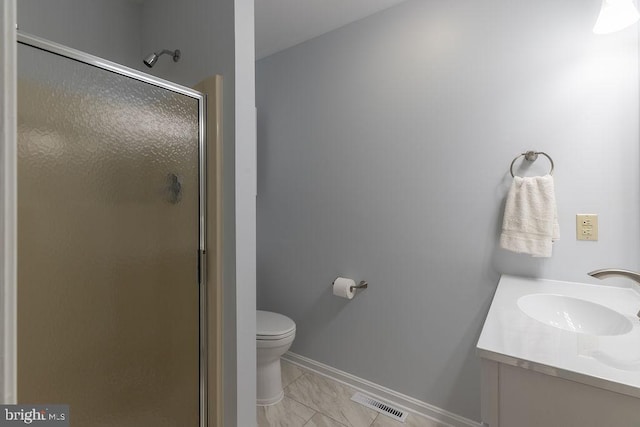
xmin=17 ymin=36 xmax=204 ymax=427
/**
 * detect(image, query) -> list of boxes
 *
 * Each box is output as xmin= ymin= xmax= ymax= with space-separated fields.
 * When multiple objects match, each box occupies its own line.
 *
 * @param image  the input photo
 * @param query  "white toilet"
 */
xmin=256 ymin=310 xmax=296 ymax=406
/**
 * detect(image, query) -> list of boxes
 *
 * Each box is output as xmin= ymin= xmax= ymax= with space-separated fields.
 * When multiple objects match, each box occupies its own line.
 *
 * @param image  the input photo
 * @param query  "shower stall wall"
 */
xmin=17 ymin=34 xmax=208 ymax=427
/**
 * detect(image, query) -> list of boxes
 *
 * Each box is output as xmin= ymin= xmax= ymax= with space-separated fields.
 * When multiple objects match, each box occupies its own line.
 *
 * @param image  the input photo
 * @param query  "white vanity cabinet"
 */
xmin=480 ymin=359 xmax=640 ymax=427
xmin=477 ymin=275 xmax=640 ymax=427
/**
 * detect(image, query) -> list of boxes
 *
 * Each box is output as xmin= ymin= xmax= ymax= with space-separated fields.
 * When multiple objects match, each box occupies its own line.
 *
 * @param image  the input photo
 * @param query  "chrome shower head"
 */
xmin=143 ymin=49 xmax=181 ymax=68
xmin=143 ymin=53 xmax=159 ymax=67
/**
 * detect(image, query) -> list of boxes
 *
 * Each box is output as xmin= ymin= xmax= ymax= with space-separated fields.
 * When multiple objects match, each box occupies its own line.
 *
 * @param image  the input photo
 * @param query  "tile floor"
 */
xmin=257 ymin=360 xmax=448 ymax=427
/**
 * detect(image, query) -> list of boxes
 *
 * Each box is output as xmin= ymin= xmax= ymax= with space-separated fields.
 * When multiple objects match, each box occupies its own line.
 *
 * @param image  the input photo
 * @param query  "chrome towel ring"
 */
xmin=510 ymin=151 xmax=554 ymax=178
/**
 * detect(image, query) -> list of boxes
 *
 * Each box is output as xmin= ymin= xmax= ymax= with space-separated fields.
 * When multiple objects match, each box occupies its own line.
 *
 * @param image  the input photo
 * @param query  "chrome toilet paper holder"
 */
xmin=351 ymin=281 xmax=368 ymax=291
xmin=331 ymin=278 xmax=368 ymax=292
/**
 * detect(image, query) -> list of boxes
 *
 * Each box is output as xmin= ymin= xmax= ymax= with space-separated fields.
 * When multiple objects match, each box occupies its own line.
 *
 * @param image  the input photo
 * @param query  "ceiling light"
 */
xmin=593 ymin=0 xmax=640 ymax=34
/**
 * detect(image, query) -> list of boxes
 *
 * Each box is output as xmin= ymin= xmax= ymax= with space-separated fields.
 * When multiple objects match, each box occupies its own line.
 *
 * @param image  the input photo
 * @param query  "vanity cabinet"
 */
xmin=480 ymin=359 xmax=640 ymax=427
xmin=477 ymin=275 xmax=640 ymax=427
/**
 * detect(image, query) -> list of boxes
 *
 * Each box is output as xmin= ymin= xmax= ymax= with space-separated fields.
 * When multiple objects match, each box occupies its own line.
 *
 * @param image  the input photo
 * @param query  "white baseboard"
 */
xmin=283 ymin=352 xmax=482 ymax=427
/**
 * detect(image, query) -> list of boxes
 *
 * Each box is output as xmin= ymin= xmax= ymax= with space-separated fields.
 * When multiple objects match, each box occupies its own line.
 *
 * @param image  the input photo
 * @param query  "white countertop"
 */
xmin=477 ymin=274 xmax=640 ymax=398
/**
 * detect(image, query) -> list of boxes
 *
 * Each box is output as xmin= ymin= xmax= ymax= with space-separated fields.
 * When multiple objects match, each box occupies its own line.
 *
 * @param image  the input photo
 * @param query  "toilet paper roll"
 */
xmin=333 ymin=277 xmax=355 ymax=299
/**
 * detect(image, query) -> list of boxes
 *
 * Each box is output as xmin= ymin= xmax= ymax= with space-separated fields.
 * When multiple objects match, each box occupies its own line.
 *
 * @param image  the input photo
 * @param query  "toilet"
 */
xmin=256 ymin=310 xmax=296 ymax=406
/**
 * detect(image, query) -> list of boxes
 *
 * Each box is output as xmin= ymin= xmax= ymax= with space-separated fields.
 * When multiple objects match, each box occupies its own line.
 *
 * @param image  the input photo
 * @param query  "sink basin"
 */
xmin=517 ymin=294 xmax=633 ymax=336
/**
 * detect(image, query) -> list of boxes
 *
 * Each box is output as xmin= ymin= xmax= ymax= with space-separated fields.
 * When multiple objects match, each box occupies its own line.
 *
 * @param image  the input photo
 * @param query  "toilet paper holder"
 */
xmin=332 ymin=278 xmax=368 ymax=292
xmin=351 ymin=280 xmax=368 ymax=291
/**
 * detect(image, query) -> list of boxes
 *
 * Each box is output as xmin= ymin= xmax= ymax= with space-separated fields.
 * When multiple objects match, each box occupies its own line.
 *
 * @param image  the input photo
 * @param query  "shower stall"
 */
xmin=16 ymin=33 xmax=212 ymax=426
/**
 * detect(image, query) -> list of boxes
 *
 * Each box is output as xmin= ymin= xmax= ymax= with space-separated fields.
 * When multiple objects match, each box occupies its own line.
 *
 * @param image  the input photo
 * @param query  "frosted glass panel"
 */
xmin=17 ymin=43 xmax=200 ymax=426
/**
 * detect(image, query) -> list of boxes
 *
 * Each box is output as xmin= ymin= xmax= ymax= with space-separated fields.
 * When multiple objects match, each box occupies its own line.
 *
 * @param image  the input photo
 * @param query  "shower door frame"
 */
xmin=1 ymin=0 xmax=18 ymax=406
xmin=16 ymin=32 xmax=209 ymax=427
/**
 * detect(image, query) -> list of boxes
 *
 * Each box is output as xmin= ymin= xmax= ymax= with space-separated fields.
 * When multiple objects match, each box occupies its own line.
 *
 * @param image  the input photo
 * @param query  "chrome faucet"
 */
xmin=588 ymin=268 xmax=640 ymax=284
xmin=588 ymin=268 xmax=640 ymax=319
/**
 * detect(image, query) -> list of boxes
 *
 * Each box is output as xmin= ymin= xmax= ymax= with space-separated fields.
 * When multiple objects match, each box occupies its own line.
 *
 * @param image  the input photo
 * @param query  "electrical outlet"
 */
xmin=576 ymin=214 xmax=598 ymax=241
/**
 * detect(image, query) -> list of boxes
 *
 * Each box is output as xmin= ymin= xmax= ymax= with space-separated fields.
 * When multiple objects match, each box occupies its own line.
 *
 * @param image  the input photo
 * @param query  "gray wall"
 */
xmin=18 ymin=0 xmax=143 ymax=70
xmin=256 ymin=0 xmax=639 ymax=421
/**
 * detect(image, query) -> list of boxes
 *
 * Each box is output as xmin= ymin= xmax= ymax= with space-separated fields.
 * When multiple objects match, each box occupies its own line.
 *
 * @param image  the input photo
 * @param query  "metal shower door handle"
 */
xmin=167 ymin=173 xmax=182 ymax=204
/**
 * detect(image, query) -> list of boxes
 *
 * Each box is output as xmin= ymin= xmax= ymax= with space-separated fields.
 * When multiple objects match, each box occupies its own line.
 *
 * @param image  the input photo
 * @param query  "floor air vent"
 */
xmin=350 ymin=392 xmax=408 ymax=423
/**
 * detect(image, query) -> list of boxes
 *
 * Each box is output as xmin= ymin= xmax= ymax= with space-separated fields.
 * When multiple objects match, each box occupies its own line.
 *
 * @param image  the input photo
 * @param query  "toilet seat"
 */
xmin=257 ymin=329 xmax=296 ymax=341
xmin=257 ymin=310 xmax=296 ymax=340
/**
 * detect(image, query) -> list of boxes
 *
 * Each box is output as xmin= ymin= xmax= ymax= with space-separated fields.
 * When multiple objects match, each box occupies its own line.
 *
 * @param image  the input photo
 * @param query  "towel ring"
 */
xmin=510 ymin=151 xmax=554 ymax=178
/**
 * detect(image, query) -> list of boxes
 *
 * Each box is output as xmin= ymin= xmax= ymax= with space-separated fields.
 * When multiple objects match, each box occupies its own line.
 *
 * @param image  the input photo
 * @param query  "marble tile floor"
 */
xmin=257 ymin=360 xmax=448 ymax=427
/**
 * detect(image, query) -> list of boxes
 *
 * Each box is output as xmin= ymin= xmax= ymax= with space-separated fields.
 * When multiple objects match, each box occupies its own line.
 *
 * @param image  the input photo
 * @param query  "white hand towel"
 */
xmin=500 ymin=174 xmax=559 ymax=257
